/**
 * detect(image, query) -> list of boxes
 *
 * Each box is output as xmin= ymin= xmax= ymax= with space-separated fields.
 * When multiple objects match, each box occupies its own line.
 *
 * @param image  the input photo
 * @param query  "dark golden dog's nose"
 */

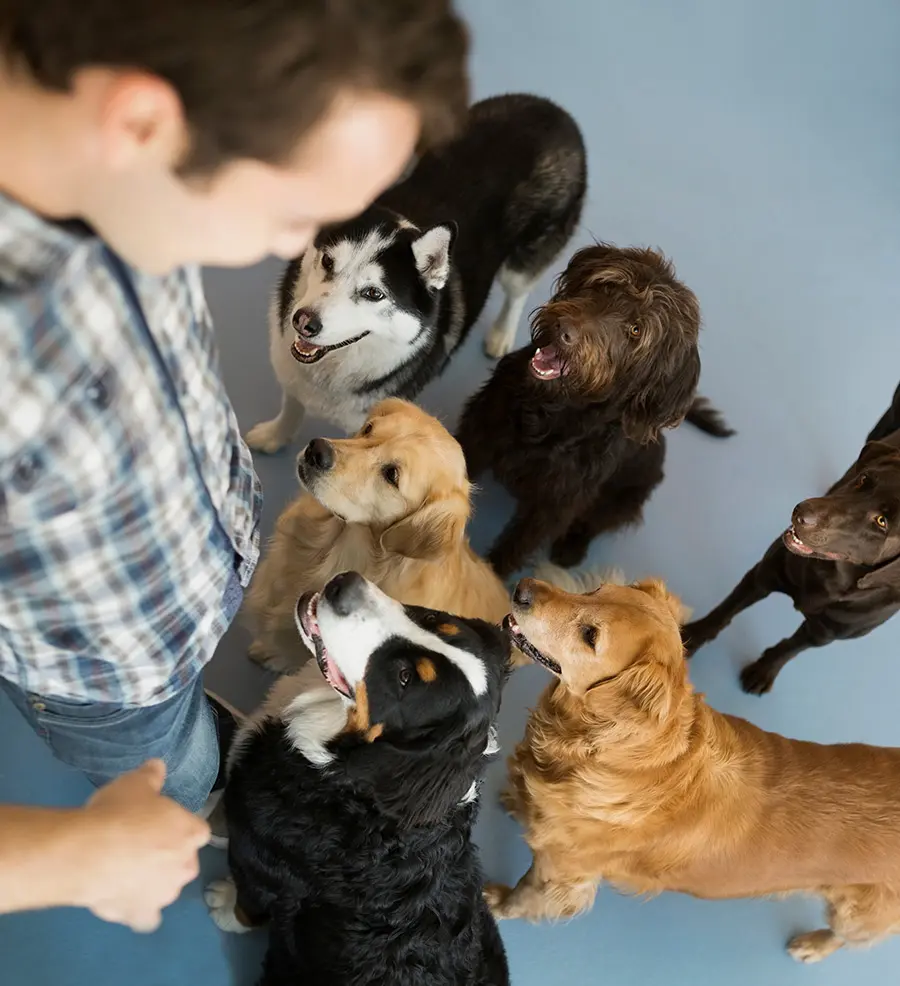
xmin=304 ymin=438 xmax=334 ymax=472
xmin=513 ymin=579 xmax=535 ymax=610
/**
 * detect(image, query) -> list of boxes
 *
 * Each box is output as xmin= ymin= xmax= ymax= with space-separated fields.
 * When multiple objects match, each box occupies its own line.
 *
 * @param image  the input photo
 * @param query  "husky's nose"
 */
xmin=292 ymin=308 xmax=322 ymax=337
xmin=324 ymin=572 xmax=368 ymax=616
xmin=304 ymin=438 xmax=334 ymax=472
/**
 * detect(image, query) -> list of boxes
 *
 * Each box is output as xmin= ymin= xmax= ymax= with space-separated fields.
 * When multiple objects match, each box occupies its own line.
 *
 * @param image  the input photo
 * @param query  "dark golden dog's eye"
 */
xmin=628 ymin=324 xmax=641 ymax=339
xmin=875 ymin=514 xmax=888 ymax=531
xmin=399 ymin=667 xmax=412 ymax=687
xmin=361 ymin=286 xmax=385 ymax=302
xmin=321 ymin=252 xmax=334 ymax=273
xmin=382 ymin=464 xmax=400 ymax=487
xmin=361 ymin=422 xmax=374 ymax=437
xmin=581 ymin=625 xmax=597 ymax=648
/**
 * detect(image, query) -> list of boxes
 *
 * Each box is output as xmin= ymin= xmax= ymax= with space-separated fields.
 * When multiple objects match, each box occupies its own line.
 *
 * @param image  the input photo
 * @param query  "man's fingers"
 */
xmin=134 ymin=759 xmax=167 ymax=792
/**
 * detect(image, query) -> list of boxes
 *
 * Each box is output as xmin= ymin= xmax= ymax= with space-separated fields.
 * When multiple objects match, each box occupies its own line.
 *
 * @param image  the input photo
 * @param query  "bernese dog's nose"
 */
xmin=324 ymin=571 xmax=367 ymax=616
xmin=513 ymin=579 xmax=535 ymax=610
xmin=292 ymin=308 xmax=322 ymax=337
xmin=304 ymin=438 xmax=334 ymax=472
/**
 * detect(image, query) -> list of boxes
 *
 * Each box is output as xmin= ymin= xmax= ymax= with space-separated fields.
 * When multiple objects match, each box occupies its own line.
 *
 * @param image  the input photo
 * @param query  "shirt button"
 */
xmin=32 ymin=701 xmax=46 ymax=712
xmin=86 ymin=373 xmax=113 ymax=409
xmin=12 ymin=453 xmax=42 ymax=491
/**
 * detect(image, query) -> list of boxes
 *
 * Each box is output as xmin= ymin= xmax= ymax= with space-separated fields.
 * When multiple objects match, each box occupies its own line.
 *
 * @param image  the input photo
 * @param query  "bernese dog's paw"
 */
xmin=204 ymin=878 xmax=251 ymax=934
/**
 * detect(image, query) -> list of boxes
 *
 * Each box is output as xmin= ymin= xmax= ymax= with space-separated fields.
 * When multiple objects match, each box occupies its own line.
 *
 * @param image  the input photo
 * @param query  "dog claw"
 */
xmin=740 ymin=660 xmax=776 ymax=695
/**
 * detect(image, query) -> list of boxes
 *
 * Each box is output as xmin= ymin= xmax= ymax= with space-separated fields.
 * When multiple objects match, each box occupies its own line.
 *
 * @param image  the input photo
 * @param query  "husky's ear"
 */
xmin=411 ymin=224 xmax=456 ymax=292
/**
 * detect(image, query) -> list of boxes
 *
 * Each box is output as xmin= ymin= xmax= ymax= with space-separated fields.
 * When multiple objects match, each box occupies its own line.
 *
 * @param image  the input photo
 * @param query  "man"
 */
xmin=0 ymin=0 xmax=468 ymax=924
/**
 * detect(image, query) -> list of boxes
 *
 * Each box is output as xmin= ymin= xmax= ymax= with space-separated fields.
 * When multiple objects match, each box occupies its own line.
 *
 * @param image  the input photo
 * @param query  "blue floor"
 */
xmin=3 ymin=1 xmax=900 ymax=983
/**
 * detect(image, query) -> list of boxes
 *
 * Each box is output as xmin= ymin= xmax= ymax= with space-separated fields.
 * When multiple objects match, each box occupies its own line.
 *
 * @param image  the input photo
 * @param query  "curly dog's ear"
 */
xmin=622 ymin=345 xmax=701 ymax=444
xmin=380 ymin=491 xmax=469 ymax=561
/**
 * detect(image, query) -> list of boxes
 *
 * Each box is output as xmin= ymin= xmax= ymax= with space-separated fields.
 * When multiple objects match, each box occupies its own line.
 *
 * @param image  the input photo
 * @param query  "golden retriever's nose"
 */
xmin=513 ymin=579 xmax=535 ymax=610
xmin=304 ymin=438 xmax=335 ymax=472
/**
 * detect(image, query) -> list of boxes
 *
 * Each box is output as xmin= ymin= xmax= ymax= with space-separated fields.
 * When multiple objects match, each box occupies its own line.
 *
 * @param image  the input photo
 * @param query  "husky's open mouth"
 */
xmin=296 ymin=592 xmax=354 ymax=698
xmin=291 ymin=331 xmax=371 ymax=365
xmin=502 ymin=615 xmax=562 ymax=674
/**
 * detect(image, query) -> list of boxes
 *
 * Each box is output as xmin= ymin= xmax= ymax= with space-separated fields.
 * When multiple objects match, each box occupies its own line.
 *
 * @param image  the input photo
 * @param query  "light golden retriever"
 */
xmin=245 ymin=399 xmax=511 ymax=673
xmin=488 ymin=571 xmax=900 ymax=962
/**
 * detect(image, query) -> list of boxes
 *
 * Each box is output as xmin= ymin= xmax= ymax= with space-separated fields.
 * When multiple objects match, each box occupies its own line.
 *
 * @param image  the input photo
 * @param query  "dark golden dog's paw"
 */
xmin=483 ymin=882 xmax=513 ymax=917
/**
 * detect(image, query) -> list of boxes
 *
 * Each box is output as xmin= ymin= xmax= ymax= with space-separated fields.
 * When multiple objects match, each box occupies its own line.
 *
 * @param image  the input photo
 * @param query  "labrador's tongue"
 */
xmin=530 ymin=344 xmax=562 ymax=380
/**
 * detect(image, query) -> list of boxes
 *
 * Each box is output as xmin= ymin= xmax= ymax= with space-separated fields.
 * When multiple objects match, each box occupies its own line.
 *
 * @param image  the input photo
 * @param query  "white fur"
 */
xmin=411 ymin=225 xmax=453 ymax=292
xmin=484 ymin=264 xmax=539 ymax=359
xmin=205 ymin=877 xmax=251 ymax=934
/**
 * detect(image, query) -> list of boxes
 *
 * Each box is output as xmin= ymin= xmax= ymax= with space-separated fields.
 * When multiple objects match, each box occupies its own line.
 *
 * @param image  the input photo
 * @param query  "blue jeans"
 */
xmin=0 ymin=569 xmax=244 ymax=813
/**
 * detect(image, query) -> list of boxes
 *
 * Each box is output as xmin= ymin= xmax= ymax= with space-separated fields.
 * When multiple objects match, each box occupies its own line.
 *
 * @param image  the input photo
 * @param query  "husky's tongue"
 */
xmin=530 ymin=344 xmax=563 ymax=380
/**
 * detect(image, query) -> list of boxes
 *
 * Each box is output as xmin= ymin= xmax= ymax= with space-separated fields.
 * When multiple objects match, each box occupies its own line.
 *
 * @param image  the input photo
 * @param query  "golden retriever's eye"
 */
xmin=399 ymin=667 xmax=412 ymax=688
xmin=875 ymin=513 xmax=888 ymax=531
xmin=627 ymin=324 xmax=641 ymax=339
xmin=382 ymin=464 xmax=400 ymax=487
xmin=361 ymin=286 xmax=385 ymax=303
xmin=361 ymin=422 xmax=374 ymax=437
xmin=581 ymin=625 xmax=597 ymax=648
xmin=321 ymin=252 xmax=334 ymax=273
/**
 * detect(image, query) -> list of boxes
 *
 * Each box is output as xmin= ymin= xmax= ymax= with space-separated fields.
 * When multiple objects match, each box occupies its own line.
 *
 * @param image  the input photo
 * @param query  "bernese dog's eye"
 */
xmin=627 ymin=324 xmax=641 ymax=340
xmin=581 ymin=625 xmax=597 ymax=648
xmin=875 ymin=513 xmax=889 ymax=531
xmin=361 ymin=286 xmax=385 ymax=302
xmin=399 ymin=667 xmax=412 ymax=688
xmin=361 ymin=421 xmax=374 ymax=437
xmin=321 ymin=252 xmax=334 ymax=273
xmin=382 ymin=464 xmax=400 ymax=487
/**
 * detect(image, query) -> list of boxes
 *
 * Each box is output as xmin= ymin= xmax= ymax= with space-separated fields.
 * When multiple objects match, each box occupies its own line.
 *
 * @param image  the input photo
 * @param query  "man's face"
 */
xmin=80 ymin=84 xmax=420 ymax=273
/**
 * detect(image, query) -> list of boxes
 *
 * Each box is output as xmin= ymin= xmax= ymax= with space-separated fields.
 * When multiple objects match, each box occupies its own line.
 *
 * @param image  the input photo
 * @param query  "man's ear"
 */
xmin=380 ymin=492 xmax=469 ymax=561
xmin=411 ymin=223 xmax=456 ymax=292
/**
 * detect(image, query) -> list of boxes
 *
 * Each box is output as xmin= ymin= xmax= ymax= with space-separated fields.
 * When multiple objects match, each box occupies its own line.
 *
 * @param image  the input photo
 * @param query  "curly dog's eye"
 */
xmin=399 ymin=667 xmax=412 ymax=687
xmin=361 ymin=422 xmax=374 ymax=437
xmin=627 ymin=324 xmax=641 ymax=340
xmin=875 ymin=514 xmax=889 ymax=531
xmin=321 ymin=252 xmax=334 ymax=273
xmin=581 ymin=625 xmax=597 ymax=648
xmin=382 ymin=464 xmax=400 ymax=487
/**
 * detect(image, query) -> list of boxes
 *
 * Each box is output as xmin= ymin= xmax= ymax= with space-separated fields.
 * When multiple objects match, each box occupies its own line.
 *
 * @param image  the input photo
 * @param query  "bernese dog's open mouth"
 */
xmin=296 ymin=592 xmax=354 ymax=698
xmin=782 ymin=526 xmax=843 ymax=561
xmin=502 ymin=614 xmax=562 ymax=674
xmin=529 ymin=343 xmax=564 ymax=381
xmin=291 ymin=331 xmax=371 ymax=365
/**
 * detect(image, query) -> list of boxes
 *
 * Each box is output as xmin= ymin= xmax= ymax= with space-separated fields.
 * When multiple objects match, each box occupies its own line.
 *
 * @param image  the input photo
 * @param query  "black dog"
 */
xmin=206 ymin=572 xmax=511 ymax=986
xmin=683 ymin=382 xmax=900 ymax=694
xmin=457 ymin=244 xmax=732 ymax=577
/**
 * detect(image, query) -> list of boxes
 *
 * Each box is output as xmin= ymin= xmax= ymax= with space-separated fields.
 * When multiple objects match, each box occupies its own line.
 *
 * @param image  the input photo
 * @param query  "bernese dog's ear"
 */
xmin=344 ymin=723 xmax=488 ymax=827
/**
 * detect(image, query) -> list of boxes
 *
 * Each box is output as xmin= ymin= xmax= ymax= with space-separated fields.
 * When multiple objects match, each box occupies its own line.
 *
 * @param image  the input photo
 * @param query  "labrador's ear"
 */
xmin=858 ymin=555 xmax=900 ymax=591
xmin=380 ymin=492 xmax=469 ymax=561
xmin=856 ymin=440 xmax=900 ymax=468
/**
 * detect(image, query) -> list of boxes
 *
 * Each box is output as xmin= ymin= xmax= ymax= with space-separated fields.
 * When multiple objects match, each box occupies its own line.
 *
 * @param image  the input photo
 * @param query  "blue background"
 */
xmin=2 ymin=1 xmax=900 ymax=982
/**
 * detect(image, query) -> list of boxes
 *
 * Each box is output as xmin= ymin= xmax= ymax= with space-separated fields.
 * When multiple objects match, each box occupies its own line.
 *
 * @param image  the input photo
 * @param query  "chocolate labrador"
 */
xmin=682 ymin=382 xmax=900 ymax=694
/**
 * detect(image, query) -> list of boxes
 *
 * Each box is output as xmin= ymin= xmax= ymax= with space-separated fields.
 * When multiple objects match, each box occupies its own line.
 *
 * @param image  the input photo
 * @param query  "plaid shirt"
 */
xmin=0 ymin=193 xmax=262 ymax=706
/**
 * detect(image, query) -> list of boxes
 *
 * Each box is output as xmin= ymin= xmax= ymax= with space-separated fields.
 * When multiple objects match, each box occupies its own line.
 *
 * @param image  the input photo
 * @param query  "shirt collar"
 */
xmin=0 ymin=191 xmax=92 ymax=285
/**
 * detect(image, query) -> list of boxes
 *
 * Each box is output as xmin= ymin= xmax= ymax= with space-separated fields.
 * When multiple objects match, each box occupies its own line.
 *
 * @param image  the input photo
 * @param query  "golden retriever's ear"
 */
xmin=634 ymin=578 xmax=692 ymax=625
xmin=380 ymin=493 xmax=469 ymax=561
xmin=615 ymin=659 xmax=676 ymax=723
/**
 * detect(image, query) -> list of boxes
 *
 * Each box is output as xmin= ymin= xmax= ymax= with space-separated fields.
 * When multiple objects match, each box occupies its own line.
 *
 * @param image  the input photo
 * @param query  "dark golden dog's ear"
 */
xmin=634 ymin=579 xmax=692 ymax=626
xmin=380 ymin=492 xmax=469 ymax=560
xmin=622 ymin=345 xmax=701 ymax=444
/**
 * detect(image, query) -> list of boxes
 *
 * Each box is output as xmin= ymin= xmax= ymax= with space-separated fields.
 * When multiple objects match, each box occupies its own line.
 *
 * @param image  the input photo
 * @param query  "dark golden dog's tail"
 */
xmin=685 ymin=397 xmax=735 ymax=438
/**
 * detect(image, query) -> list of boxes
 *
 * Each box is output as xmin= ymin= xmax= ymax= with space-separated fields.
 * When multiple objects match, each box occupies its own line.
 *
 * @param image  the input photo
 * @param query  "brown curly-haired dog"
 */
xmin=456 ymin=244 xmax=733 ymax=577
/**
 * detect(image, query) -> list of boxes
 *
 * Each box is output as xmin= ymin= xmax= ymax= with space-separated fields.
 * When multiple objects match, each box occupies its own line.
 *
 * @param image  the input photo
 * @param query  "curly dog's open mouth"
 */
xmin=296 ymin=592 xmax=354 ymax=698
xmin=502 ymin=615 xmax=562 ymax=674
xmin=291 ymin=331 xmax=371 ymax=365
xmin=529 ymin=344 xmax=564 ymax=381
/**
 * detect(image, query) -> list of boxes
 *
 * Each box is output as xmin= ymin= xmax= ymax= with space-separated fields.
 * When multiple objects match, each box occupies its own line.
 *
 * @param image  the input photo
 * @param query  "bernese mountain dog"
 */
xmin=205 ymin=571 xmax=512 ymax=986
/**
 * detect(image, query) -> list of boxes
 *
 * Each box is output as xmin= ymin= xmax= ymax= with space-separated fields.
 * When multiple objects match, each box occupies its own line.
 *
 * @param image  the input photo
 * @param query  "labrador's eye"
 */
xmin=382 ymin=464 xmax=400 ymax=487
xmin=581 ymin=625 xmax=597 ymax=648
xmin=875 ymin=514 xmax=889 ymax=531
xmin=856 ymin=473 xmax=869 ymax=490
xmin=399 ymin=667 xmax=412 ymax=687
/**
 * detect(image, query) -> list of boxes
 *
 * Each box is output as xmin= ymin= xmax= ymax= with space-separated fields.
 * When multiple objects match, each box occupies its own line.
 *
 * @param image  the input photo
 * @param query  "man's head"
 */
xmin=0 ymin=0 xmax=468 ymax=272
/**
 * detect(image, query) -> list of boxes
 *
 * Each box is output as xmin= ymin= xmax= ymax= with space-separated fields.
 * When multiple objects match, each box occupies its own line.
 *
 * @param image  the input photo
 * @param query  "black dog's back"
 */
xmin=380 ymin=93 xmax=586 ymax=337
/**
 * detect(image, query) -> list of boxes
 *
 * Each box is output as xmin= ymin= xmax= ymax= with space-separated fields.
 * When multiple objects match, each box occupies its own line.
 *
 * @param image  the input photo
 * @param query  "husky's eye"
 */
xmin=581 ymin=625 xmax=597 ymax=648
xmin=399 ymin=667 xmax=412 ymax=688
xmin=382 ymin=464 xmax=400 ymax=487
xmin=361 ymin=286 xmax=385 ymax=303
xmin=320 ymin=252 xmax=334 ymax=273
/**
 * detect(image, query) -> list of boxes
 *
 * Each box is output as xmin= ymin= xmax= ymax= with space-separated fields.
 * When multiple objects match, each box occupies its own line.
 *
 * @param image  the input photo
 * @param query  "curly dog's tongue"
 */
xmin=530 ymin=344 xmax=562 ymax=380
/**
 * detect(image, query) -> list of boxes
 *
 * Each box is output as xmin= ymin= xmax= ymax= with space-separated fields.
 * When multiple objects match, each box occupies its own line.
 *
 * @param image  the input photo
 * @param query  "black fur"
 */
xmin=683 ymin=382 xmax=900 ymax=694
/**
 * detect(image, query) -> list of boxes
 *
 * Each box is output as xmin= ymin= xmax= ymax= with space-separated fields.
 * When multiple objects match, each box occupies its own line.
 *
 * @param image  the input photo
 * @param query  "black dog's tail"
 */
xmin=684 ymin=397 xmax=735 ymax=438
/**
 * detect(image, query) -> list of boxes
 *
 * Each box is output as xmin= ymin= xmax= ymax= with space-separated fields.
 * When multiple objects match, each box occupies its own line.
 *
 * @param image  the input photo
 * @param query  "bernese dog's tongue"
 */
xmin=530 ymin=344 xmax=562 ymax=380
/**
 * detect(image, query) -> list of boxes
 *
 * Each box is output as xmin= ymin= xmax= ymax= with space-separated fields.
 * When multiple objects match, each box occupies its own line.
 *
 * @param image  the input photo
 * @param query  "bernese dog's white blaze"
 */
xmin=296 ymin=578 xmax=489 ymax=697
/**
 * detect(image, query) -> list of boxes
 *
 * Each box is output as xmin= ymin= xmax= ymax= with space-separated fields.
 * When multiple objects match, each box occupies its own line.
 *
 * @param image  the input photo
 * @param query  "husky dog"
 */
xmin=246 ymin=93 xmax=587 ymax=449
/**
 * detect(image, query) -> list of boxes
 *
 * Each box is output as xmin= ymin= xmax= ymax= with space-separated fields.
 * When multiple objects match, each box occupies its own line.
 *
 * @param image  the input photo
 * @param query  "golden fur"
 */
xmin=245 ymin=399 xmax=512 ymax=673
xmin=488 ymin=575 xmax=900 ymax=962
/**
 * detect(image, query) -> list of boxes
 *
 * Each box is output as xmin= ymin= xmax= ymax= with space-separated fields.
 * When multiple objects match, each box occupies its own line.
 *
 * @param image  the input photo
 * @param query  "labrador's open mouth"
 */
xmin=502 ymin=615 xmax=562 ymax=674
xmin=296 ymin=592 xmax=354 ymax=698
xmin=782 ymin=527 xmax=844 ymax=562
xmin=291 ymin=331 xmax=371 ymax=365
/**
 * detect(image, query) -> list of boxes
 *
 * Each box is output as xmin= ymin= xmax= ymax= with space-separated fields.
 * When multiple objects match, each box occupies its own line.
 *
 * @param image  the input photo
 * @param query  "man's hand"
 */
xmin=72 ymin=760 xmax=210 ymax=931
